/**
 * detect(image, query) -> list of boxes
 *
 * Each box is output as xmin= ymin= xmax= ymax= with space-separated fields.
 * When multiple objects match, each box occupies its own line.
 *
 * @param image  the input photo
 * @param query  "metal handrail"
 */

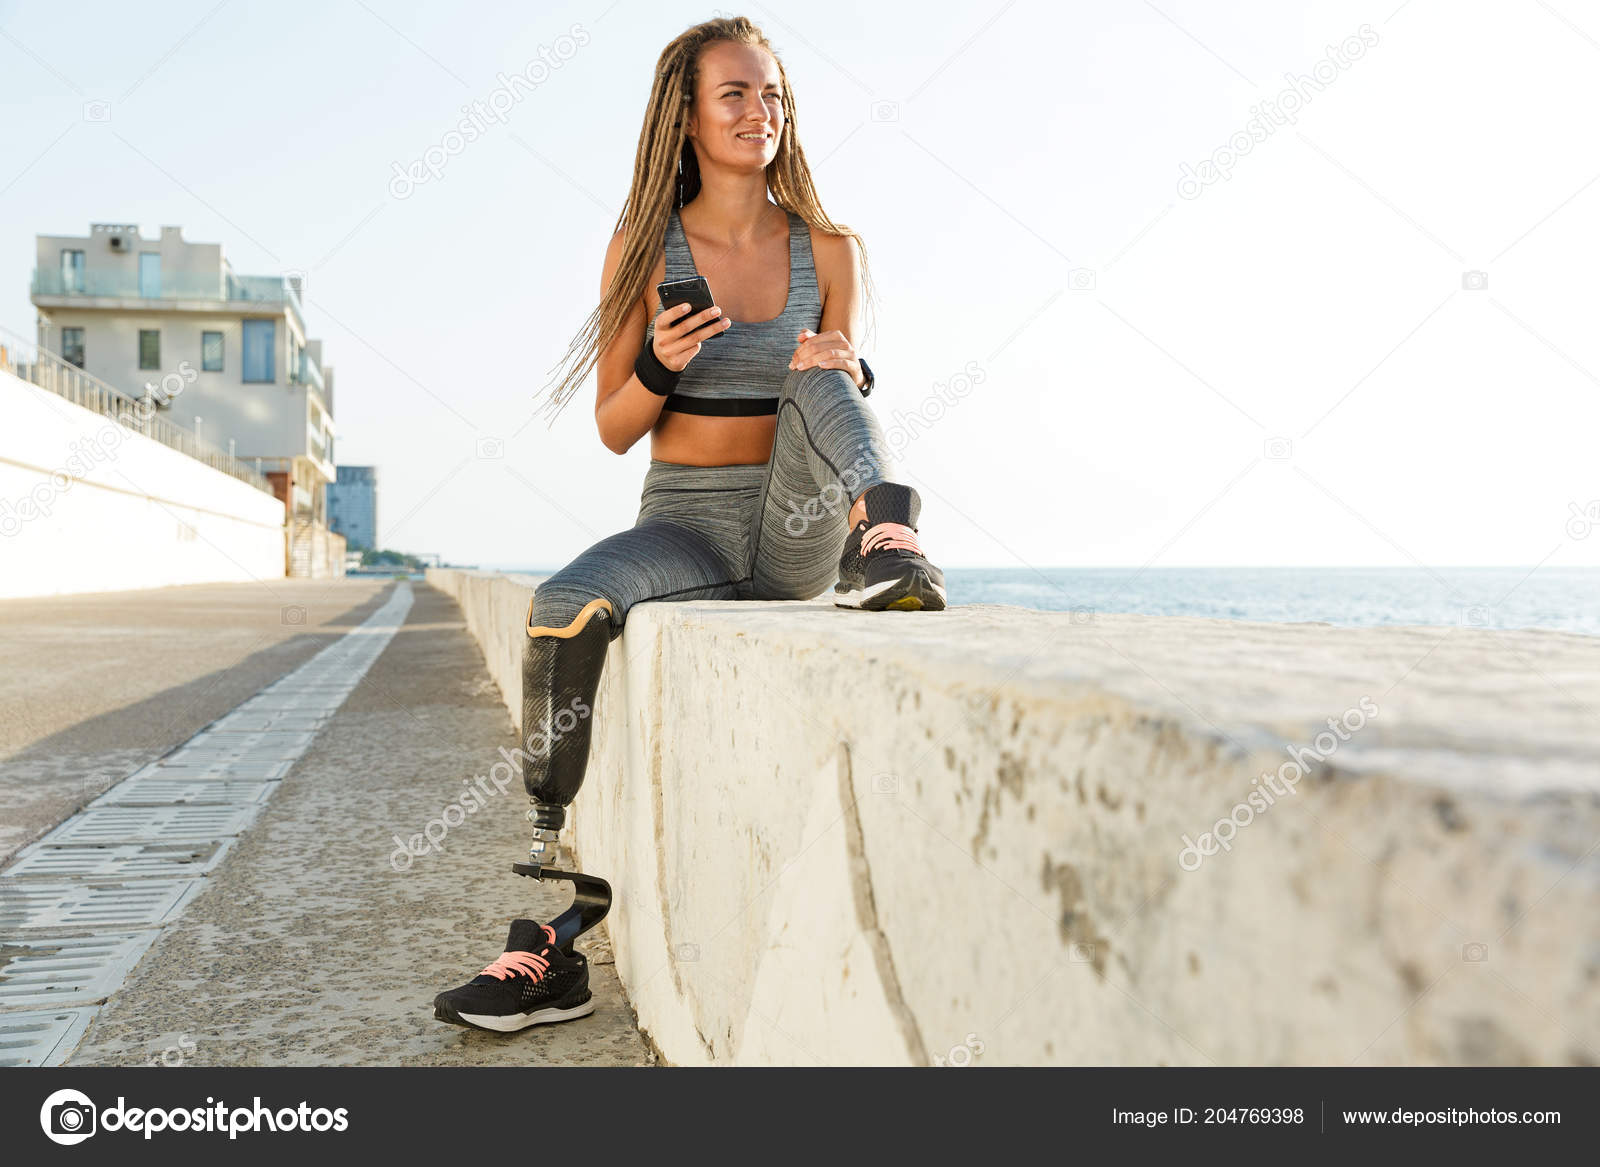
xmin=0 ymin=324 xmax=275 ymax=495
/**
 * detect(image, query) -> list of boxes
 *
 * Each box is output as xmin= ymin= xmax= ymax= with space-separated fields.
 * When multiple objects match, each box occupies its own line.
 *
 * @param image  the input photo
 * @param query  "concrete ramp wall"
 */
xmin=428 ymin=567 xmax=1599 ymax=1066
xmin=1 ymin=369 xmax=285 ymax=597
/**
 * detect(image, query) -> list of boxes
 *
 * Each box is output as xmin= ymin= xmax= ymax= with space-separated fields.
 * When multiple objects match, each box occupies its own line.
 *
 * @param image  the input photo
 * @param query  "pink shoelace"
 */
xmin=480 ymin=950 xmax=550 ymax=982
xmin=480 ymin=923 xmax=556 ymax=981
xmin=861 ymin=521 xmax=922 ymax=557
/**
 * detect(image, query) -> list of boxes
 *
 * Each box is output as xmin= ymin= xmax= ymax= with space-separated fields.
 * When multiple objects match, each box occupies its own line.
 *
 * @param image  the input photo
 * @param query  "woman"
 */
xmin=432 ymin=15 xmax=946 ymax=1035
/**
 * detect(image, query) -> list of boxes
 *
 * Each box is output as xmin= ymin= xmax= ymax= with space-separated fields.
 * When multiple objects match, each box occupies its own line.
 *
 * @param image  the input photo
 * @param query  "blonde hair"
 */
xmin=533 ymin=14 xmax=876 ymax=423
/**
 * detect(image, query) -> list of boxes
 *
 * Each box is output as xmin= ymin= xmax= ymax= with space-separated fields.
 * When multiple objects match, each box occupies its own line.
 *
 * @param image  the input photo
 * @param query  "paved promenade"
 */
xmin=0 ymin=578 xmax=650 ymax=1066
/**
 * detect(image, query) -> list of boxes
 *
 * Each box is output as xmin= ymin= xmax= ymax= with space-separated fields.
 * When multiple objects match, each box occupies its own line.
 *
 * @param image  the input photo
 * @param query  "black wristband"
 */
xmin=634 ymin=340 xmax=680 ymax=396
xmin=858 ymin=357 xmax=875 ymax=397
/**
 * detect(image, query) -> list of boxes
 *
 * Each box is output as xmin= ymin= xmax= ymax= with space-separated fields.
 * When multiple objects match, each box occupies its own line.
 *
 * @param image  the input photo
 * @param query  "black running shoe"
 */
xmin=432 ymin=919 xmax=595 ymax=1032
xmin=835 ymin=482 xmax=948 ymax=611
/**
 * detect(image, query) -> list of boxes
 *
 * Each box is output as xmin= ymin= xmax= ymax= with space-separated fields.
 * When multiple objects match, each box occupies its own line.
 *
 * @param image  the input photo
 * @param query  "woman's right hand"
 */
xmin=653 ymin=302 xmax=732 ymax=371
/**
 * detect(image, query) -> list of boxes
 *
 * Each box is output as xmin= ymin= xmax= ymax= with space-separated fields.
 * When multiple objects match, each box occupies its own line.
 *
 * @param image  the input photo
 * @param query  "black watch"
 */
xmin=858 ymin=357 xmax=874 ymax=397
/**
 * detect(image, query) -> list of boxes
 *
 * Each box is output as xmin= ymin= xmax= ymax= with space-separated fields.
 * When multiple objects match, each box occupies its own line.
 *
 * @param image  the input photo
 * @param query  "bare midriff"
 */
xmin=649 ymin=412 xmax=776 ymax=466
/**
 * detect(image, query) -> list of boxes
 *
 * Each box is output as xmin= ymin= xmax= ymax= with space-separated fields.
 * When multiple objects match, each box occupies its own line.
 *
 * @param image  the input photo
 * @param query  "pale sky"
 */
xmin=3 ymin=0 xmax=1597 ymax=570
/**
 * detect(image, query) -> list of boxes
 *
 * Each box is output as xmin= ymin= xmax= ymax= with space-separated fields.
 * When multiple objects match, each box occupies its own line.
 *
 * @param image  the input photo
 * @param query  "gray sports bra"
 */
xmin=643 ymin=204 xmax=824 ymax=416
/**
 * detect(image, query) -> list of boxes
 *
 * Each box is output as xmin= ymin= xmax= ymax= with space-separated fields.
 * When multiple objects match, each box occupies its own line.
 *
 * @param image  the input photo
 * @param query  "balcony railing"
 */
xmin=289 ymin=351 xmax=324 ymax=392
xmin=0 ymin=324 xmax=275 ymax=497
xmin=30 ymin=268 xmax=306 ymax=332
xmin=32 ymin=267 xmax=227 ymax=300
xmin=226 ymin=273 xmax=303 ymax=314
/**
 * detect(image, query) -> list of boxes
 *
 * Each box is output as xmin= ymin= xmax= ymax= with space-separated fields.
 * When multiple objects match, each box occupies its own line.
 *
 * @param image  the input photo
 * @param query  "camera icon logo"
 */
xmin=1462 ymin=941 xmax=1489 ymax=962
xmin=1461 ymin=606 xmax=1491 ymax=627
xmin=869 ymin=100 xmax=900 ymax=123
xmin=40 ymin=1088 xmax=97 ymax=1145
xmin=674 ymin=943 xmax=700 ymax=962
xmin=1069 ymin=942 xmax=1097 ymax=964
xmin=1069 ymin=607 xmax=1096 ymax=626
xmin=82 ymin=100 xmax=112 ymax=123
xmin=281 ymin=604 xmax=307 ymax=626
xmin=1461 ymin=270 xmax=1488 ymax=291
xmin=1068 ymin=268 xmax=1097 ymax=291
xmin=871 ymin=773 xmax=899 ymax=794
xmin=1566 ymin=500 xmax=1599 ymax=540
xmin=1264 ymin=437 xmax=1293 ymax=461
xmin=476 ymin=436 xmax=505 ymax=460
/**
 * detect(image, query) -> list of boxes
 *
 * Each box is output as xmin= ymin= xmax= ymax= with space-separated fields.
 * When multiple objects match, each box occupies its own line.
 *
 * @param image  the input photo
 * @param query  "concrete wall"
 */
xmin=0 ymin=368 xmax=285 ymax=597
xmin=428 ymin=567 xmax=1600 ymax=1066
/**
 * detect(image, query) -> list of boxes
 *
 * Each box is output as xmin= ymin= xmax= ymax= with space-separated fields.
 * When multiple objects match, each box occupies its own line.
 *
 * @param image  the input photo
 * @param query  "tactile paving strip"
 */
xmin=0 ymin=933 xmax=162 ymax=1011
xmin=0 ymin=879 xmax=202 ymax=931
xmin=0 ymin=1007 xmax=100 ymax=1066
xmin=4 ymin=840 xmax=235 ymax=880
xmin=40 ymin=805 xmax=260 ymax=845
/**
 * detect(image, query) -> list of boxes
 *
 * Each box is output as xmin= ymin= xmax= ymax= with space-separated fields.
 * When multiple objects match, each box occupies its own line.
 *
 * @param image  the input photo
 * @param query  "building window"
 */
xmin=138 ymin=330 xmax=161 ymax=370
xmin=61 ymin=327 xmax=85 ymax=368
xmin=242 ymin=318 xmax=275 ymax=383
xmin=60 ymin=249 xmax=85 ymax=293
xmin=139 ymin=253 xmax=162 ymax=298
xmin=202 ymin=331 xmax=224 ymax=372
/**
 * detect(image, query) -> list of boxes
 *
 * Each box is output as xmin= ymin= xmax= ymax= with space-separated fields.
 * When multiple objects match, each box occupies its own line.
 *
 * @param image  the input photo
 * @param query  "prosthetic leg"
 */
xmin=512 ymin=595 xmax=614 ymax=950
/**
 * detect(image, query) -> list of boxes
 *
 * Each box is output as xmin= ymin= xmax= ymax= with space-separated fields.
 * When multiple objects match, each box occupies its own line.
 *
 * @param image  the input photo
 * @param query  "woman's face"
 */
xmin=686 ymin=40 xmax=784 ymax=172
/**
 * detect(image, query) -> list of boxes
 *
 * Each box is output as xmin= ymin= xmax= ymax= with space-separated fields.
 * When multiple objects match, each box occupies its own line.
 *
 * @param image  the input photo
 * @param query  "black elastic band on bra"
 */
xmin=661 ymin=394 xmax=780 ymax=416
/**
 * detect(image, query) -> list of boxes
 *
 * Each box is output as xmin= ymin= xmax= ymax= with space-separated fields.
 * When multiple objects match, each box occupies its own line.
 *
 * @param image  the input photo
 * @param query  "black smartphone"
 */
xmin=656 ymin=276 xmax=725 ymax=340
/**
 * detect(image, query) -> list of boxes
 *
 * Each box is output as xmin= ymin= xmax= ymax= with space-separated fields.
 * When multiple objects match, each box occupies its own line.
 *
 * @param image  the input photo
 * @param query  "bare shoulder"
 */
xmin=807 ymin=225 xmax=862 ymax=303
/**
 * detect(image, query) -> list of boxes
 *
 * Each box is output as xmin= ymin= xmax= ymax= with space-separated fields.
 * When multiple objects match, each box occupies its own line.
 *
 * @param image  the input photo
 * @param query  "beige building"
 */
xmin=30 ymin=223 xmax=342 ymax=576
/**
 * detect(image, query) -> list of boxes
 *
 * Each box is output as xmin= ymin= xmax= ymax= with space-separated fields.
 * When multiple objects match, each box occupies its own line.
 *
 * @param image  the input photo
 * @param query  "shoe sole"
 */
xmin=433 ymin=995 xmax=596 ymax=1033
xmin=835 ymin=567 xmax=947 ymax=612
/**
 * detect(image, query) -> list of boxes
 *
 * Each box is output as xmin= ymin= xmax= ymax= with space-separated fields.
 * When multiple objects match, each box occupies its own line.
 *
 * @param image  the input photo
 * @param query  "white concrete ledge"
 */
xmin=1 ymin=369 xmax=284 ymax=597
xmin=428 ymin=567 xmax=1600 ymax=1066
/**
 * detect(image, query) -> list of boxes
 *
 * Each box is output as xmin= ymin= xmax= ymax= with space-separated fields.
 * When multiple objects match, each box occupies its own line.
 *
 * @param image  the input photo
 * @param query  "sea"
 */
xmin=479 ymin=564 xmax=1600 ymax=636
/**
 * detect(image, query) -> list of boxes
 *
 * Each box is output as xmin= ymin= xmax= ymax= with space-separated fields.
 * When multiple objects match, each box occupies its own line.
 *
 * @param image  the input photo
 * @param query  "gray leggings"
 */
xmin=531 ymin=365 xmax=894 ymax=637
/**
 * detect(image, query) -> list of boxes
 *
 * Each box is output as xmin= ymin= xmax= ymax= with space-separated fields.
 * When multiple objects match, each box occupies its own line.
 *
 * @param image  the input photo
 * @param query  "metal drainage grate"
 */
xmin=0 ymin=879 xmax=201 ymax=931
xmin=206 ymin=712 xmax=329 ymax=733
xmin=40 ymin=805 xmax=260 ymax=845
xmin=153 ymin=758 xmax=294 ymax=781
xmin=165 ymin=731 xmax=316 ymax=763
xmin=0 ymin=1007 xmax=99 ymax=1066
xmin=90 ymin=777 xmax=276 ymax=807
xmin=239 ymin=694 xmax=334 ymax=712
xmin=4 ymin=840 xmax=236 ymax=880
xmin=0 ymin=933 xmax=161 ymax=1011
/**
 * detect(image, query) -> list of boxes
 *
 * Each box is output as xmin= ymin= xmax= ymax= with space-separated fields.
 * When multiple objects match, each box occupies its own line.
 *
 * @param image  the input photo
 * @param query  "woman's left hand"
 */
xmin=788 ymin=329 xmax=864 ymax=390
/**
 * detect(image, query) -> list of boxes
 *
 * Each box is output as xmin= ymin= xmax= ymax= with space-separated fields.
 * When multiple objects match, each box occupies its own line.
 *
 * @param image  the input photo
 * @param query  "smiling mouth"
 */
xmin=736 ymin=131 xmax=771 ymax=142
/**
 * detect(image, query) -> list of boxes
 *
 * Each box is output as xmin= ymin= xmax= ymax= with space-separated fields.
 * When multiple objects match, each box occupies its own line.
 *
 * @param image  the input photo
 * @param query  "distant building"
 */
xmin=328 ymin=465 xmax=378 ymax=551
xmin=30 ymin=223 xmax=342 ymax=577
